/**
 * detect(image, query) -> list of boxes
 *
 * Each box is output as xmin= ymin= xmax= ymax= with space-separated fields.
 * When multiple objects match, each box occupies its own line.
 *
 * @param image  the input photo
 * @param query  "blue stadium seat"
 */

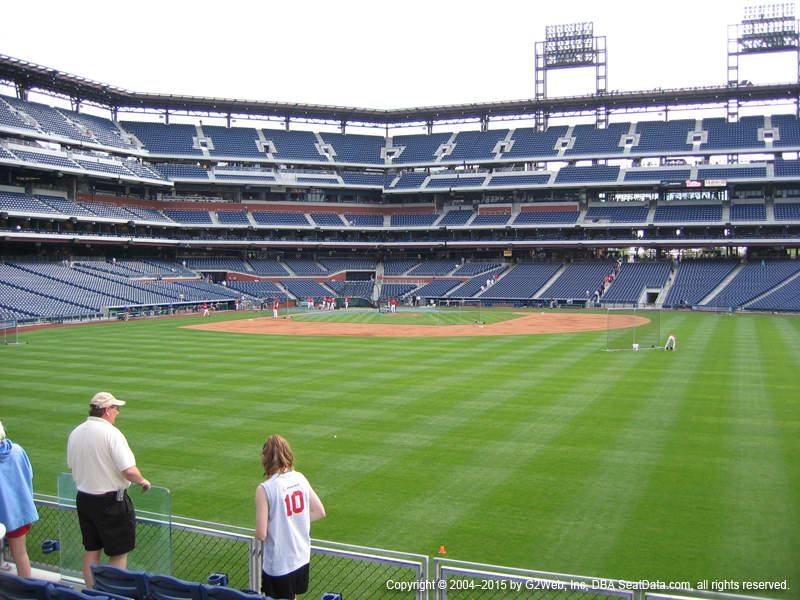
xmin=0 ymin=572 xmax=52 ymax=600
xmin=202 ymin=586 xmax=263 ymax=600
xmin=147 ymin=575 xmax=204 ymax=600
xmin=90 ymin=566 xmax=149 ymax=600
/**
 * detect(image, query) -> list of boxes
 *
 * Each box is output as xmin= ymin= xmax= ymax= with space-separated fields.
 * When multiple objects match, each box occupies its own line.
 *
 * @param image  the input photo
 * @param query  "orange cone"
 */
xmin=438 ymin=545 xmax=446 ymax=554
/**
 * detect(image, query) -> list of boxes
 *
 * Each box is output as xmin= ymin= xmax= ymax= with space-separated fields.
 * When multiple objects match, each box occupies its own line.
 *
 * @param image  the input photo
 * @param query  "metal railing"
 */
xmin=9 ymin=497 xmax=776 ymax=600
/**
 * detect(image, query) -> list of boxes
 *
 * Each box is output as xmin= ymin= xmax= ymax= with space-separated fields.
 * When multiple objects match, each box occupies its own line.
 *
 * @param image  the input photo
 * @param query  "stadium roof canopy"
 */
xmin=1 ymin=53 xmax=799 ymax=126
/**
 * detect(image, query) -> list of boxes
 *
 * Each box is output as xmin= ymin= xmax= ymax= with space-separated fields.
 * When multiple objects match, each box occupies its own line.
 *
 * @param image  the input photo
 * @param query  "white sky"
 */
xmin=2 ymin=0 xmax=797 ymax=109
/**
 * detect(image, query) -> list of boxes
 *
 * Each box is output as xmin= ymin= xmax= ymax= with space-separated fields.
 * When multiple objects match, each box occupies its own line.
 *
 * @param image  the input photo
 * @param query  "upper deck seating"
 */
xmin=445 ymin=129 xmax=509 ymax=162
xmin=565 ymin=122 xmax=629 ymax=156
xmin=391 ymin=132 xmax=452 ymax=164
xmin=502 ymin=126 xmax=568 ymax=160
xmin=262 ymin=128 xmax=325 ymax=162
xmin=771 ymin=114 xmax=800 ymax=148
xmin=121 ymin=122 xmax=203 ymax=156
xmin=4 ymin=97 xmax=93 ymax=142
xmin=701 ymin=116 xmax=763 ymax=151
xmin=662 ymin=260 xmax=738 ymax=306
xmin=634 ymin=119 xmax=695 ymax=153
xmin=66 ymin=110 xmax=134 ymax=149
xmin=0 ymin=96 xmax=39 ymax=131
xmin=319 ymin=132 xmax=384 ymax=164
xmin=202 ymin=125 xmax=265 ymax=158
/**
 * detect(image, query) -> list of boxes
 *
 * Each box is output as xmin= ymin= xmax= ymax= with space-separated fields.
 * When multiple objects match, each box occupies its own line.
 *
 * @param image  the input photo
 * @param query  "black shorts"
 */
xmin=76 ymin=490 xmax=136 ymax=557
xmin=261 ymin=563 xmax=309 ymax=599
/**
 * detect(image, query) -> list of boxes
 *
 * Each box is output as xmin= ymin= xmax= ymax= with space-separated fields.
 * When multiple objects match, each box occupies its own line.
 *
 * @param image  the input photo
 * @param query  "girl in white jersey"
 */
xmin=255 ymin=435 xmax=326 ymax=600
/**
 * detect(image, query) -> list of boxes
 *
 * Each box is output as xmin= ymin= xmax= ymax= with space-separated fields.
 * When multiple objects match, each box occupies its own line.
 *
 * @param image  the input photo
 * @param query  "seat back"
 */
xmin=147 ymin=576 xmax=203 ymax=600
xmin=90 ymin=566 xmax=148 ymax=600
xmin=202 ymin=586 xmax=263 ymax=600
xmin=0 ymin=573 xmax=51 ymax=600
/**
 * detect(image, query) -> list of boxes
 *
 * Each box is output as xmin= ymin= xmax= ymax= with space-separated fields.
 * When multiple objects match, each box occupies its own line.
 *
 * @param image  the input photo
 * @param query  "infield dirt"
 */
xmin=184 ymin=311 xmax=648 ymax=338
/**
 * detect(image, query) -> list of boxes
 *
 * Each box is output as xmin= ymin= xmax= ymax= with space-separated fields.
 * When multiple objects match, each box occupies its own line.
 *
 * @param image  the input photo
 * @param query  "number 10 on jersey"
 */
xmin=284 ymin=490 xmax=305 ymax=516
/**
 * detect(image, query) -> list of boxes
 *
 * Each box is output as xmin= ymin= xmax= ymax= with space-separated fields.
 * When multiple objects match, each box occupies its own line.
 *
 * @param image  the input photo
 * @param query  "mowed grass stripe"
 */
xmin=1 ymin=311 xmax=797 ymax=597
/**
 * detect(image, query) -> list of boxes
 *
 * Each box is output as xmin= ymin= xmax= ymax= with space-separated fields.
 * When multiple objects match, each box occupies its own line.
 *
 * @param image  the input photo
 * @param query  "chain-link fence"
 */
xmin=14 ymin=498 xmax=771 ymax=600
xmin=23 ymin=496 xmax=426 ymax=598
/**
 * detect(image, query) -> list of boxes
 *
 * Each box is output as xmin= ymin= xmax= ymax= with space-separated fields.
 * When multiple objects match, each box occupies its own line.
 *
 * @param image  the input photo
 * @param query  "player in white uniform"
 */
xmin=664 ymin=334 xmax=677 ymax=351
xmin=255 ymin=435 xmax=325 ymax=599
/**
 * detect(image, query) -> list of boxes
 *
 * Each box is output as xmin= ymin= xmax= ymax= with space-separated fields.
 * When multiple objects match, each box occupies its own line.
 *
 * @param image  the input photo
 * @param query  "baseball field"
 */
xmin=2 ymin=308 xmax=798 ymax=596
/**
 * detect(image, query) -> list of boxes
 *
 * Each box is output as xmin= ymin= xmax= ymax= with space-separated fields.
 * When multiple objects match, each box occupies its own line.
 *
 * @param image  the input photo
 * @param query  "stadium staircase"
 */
xmin=373 ymin=262 xmax=384 ymax=302
xmin=655 ymin=265 xmax=678 ymax=307
xmin=699 ymin=261 xmax=745 ymax=305
xmin=743 ymin=268 xmax=800 ymax=308
xmin=532 ymin=263 xmax=568 ymax=298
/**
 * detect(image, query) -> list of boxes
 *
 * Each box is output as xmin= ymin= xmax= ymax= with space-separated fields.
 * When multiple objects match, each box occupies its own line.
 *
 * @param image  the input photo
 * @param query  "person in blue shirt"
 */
xmin=0 ymin=421 xmax=39 ymax=578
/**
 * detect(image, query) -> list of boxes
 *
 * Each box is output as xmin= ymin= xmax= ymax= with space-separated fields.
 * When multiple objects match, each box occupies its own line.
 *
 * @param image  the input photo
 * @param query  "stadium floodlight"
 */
xmin=535 ymin=21 xmax=607 ymax=130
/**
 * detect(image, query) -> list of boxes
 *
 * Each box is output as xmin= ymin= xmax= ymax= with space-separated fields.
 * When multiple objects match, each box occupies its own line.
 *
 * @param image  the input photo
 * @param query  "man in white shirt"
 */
xmin=67 ymin=392 xmax=151 ymax=587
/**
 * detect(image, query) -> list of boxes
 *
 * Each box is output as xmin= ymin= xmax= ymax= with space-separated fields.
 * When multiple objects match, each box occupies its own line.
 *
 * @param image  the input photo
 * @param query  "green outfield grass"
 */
xmin=2 ymin=309 xmax=798 ymax=596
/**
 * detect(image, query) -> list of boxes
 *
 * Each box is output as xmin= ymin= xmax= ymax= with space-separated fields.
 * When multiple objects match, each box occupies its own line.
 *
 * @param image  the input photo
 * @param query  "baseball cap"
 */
xmin=90 ymin=392 xmax=126 ymax=408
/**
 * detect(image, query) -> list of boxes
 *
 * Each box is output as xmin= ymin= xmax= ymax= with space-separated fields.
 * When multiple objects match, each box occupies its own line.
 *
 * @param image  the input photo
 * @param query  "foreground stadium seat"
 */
xmin=0 ymin=572 xmax=51 ymax=600
xmin=147 ymin=575 xmax=204 ymax=600
xmin=202 ymin=586 xmax=263 ymax=600
xmin=90 ymin=566 xmax=148 ymax=600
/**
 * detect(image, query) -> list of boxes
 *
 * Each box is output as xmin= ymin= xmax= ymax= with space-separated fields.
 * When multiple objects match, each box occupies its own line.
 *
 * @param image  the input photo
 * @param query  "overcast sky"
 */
xmin=2 ymin=0 xmax=797 ymax=111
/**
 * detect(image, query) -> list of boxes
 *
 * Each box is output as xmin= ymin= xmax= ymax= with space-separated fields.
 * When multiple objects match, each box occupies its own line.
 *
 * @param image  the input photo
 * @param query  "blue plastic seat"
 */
xmin=89 ymin=567 xmax=148 ymax=600
xmin=202 ymin=586 xmax=263 ymax=600
xmin=0 ymin=572 xmax=51 ymax=600
xmin=147 ymin=576 xmax=203 ymax=600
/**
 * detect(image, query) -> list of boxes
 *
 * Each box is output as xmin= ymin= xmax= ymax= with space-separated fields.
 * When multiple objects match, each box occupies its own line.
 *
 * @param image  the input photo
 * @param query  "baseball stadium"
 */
xmin=0 ymin=4 xmax=799 ymax=600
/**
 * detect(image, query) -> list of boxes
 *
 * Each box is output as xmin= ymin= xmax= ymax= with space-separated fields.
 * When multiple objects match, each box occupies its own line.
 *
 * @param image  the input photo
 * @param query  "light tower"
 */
xmin=727 ymin=3 xmax=800 ymax=120
xmin=534 ymin=22 xmax=607 ymax=130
